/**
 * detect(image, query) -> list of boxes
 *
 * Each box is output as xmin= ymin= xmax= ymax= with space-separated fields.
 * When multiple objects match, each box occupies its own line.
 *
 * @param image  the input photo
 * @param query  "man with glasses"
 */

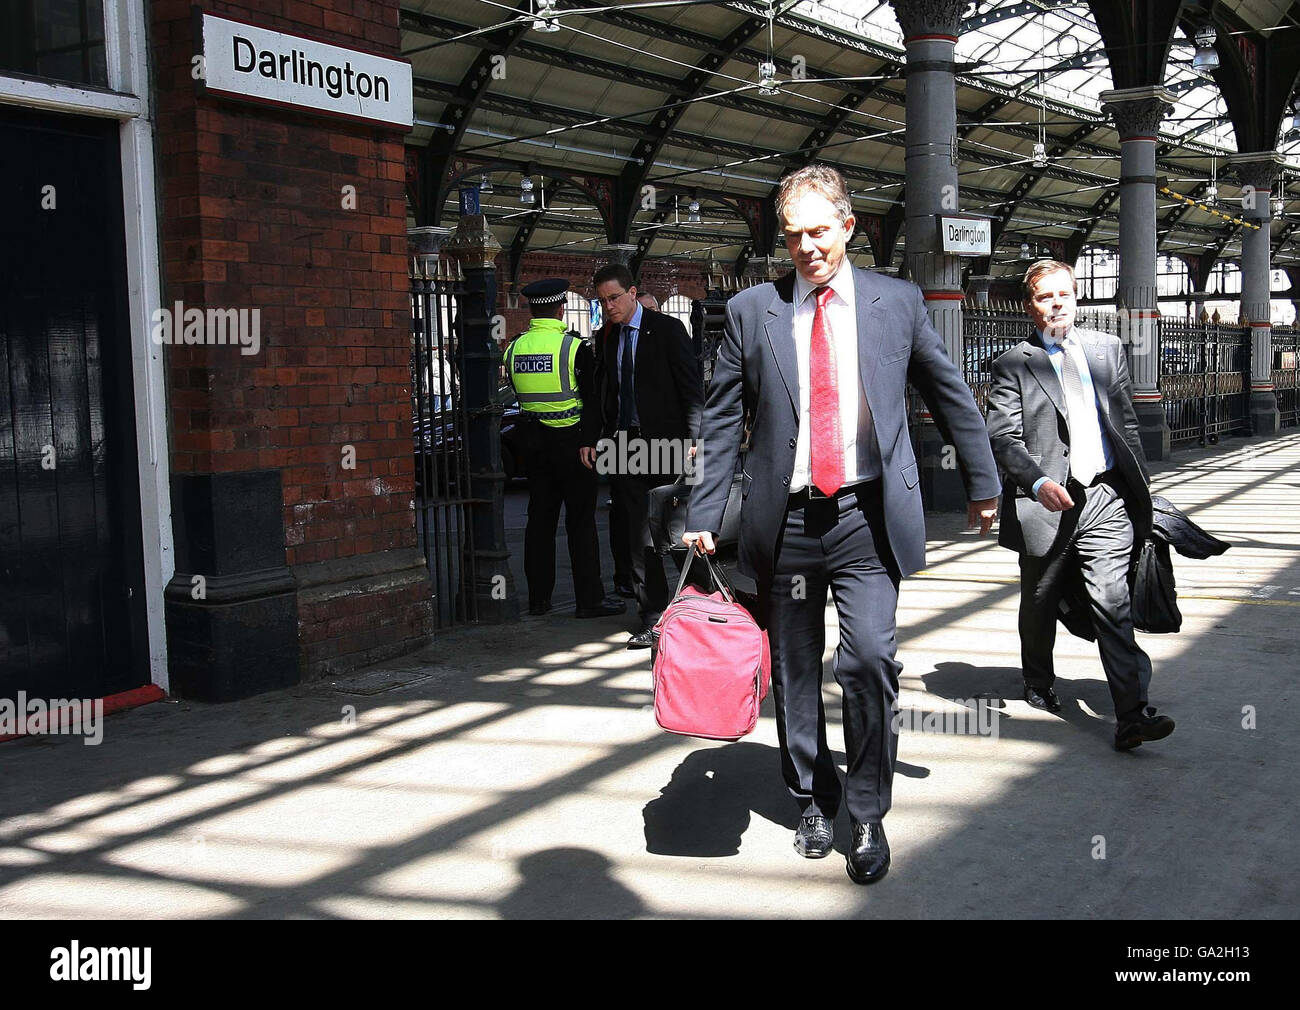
xmin=582 ymin=264 xmax=703 ymax=648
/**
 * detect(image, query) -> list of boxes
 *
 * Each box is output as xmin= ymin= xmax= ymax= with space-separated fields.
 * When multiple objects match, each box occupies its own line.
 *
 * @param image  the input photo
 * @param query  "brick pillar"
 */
xmin=153 ymin=0 xmax=432 ymax=698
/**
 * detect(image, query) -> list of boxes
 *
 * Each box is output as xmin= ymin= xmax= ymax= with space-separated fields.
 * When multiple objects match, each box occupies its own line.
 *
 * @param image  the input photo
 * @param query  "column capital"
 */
xmin=599 ymin=243 xmax=639 ymax=266
xmin=443 ymin=216 xmax=502 ymax=270
xmin=888 ymin=0 xmax=967 ymax=41
xmin=1226 ymin=151 xmax=1285 ymax=192
xmin=745 ymin=256 xmax=785 ymax=281
xmin=1099 ymin=87 xmax=1176 ymax=139
xmin=408 ymin=226 xmax=456 ymax=279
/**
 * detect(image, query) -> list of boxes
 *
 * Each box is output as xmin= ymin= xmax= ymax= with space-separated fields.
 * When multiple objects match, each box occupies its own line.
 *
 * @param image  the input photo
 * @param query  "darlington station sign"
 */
xmin=196 ymin=11 xmax=413 ymax=129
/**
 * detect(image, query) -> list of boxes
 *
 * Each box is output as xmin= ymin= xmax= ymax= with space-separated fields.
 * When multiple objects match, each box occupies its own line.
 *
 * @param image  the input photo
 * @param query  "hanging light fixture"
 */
xmin=532 ymin=0 xmax=561 ymax=32
xmin=1205 ymin=181 xmax=1217 ymax=205
xmin=519 ymin=174 xmax=536 ymax=206
xmin=1273 ymin=269 xmax=1284 ymax=286
xmin=1274 ymin=194 xmax=1286 ymax=217
xmin=1032 ymin=29 xmax=1048 ymax=171
xmin=1164 ymin=255 xmax=1173 ymax=272
xmin=1098 ymin=248 xmax=1109 ymax=267
xmin=758 ymin=3 xmax=779 ymax=95
xmin=479 ymin=173 xmax=493 ymax=195
xmin=687 ymin=193 xmax=701 ymax=225
xmin=1192 ymin=25 xmax=1218 ymax=73
xmin=1020 ymin=241 xmax=1031 ymax=259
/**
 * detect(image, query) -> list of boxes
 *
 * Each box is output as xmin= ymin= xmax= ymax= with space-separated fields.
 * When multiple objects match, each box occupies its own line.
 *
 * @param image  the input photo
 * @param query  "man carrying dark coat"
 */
xmin=985 ymin=259 xmax=1174 ymax=752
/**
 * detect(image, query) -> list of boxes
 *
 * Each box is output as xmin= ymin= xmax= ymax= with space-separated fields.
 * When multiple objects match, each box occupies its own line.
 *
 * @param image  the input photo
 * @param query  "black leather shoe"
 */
xmin=1023 ymin=681 xmax=1062 ymax=713
xmin=614 ymin=581 xmax=635 ymax=598
xmin=626 ymin=628 xmax=654 ymax=649
xmin=1115 ymin=707 xmax=1175 ymax=751
xmin=846 ymin=821 xmax=890 ymax=884
xmin=793 ymin=815 xmax=834 ymax=859
xmin=575 ymin=597 xmax=627 ymax=619
xmin=527 ymin=600 xmax=552 ymax=616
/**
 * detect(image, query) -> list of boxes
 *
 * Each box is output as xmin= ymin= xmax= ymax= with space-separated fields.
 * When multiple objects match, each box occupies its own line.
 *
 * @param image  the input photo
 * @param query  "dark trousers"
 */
xmin=612 ymin=470 xmax=675 ymax=627
xmin=1018 ymin=474 xmax=1149 ymax=722
xmin=760 ymin=481 xmax=901 ymax=825
xmin=523 ymin=425 xmax=605 ymax=609
xmin=608 ymin=476 xmax=631 ymax=585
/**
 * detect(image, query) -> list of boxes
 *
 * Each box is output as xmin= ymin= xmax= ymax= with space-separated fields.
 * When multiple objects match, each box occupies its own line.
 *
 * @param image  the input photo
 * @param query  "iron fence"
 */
xmin=961 ymin=304 xmax=1031 ymax=414
xmin=1273 ymin=326 xmax=1299 ymax=428
xmin=1158 ymin=319 xmax=1252 ymax=449
xmin=410 ymin=256 xmax=479 ymax=628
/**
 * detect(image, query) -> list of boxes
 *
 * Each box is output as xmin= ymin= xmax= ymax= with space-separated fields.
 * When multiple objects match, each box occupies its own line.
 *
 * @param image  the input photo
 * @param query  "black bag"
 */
xmin=1131 ymin=536 xmax=1181 ymax=634
xmin=648 ymin=472 xmax=743 ymax=556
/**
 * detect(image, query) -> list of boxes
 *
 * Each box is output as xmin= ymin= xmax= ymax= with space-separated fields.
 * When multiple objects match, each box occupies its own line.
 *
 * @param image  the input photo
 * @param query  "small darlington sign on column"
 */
xmin=938 ymin=215 xmax=992 ymax=256
xmin=196 ymin=11 xmax=413 ymax=129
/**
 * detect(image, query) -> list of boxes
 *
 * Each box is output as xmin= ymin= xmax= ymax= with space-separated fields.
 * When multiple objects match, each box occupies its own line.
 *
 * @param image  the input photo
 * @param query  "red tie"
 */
xmin=810 ymin=286 xmax=844 ymax=497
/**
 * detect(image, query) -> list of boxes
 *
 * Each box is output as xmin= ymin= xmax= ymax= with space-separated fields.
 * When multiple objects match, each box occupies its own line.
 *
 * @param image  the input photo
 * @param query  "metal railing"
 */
xmin=411 ymin=256 xmax=479 ymax=628
xmin=1158 ymin=319 xmax=1252 ymax=449
xmin=961 ymin=304 xmax=1031 ymax=414
xmin=1273 ymin=326 xmax=1299 ymax=429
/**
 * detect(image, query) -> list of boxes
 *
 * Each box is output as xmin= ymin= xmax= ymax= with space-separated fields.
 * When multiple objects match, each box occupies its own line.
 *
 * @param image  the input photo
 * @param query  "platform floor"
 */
xmin=2 ymin=432 xmax=1297 ymax=918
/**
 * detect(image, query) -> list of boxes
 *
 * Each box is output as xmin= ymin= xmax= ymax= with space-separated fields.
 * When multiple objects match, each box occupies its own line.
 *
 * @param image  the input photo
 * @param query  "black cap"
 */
xmin=521 ymin=278 xmax=569 ymax=305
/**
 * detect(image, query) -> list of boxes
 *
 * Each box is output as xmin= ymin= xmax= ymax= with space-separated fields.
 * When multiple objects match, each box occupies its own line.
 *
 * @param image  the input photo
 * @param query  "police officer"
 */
xmin=507 ymin=279 xmax=625 ymax=619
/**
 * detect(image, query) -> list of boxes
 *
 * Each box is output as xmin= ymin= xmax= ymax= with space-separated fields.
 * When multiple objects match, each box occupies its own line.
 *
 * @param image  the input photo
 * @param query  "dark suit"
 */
xmin=591 ymin=307 xmax=703 ymax=626
xmin=986 ymin=327 xmax=1153 ymax=720
xmin=686 ymin=267 xmax=999 ymax=824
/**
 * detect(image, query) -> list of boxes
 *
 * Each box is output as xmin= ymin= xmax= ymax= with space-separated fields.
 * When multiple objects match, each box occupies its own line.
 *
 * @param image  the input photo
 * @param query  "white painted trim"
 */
xmin=116 ymin=0 xmax=174 ymax=693
xmin=120 ymin=126 xmax=174 ymax=695
xmin=0 ymin=76 xmax=141 ymax=118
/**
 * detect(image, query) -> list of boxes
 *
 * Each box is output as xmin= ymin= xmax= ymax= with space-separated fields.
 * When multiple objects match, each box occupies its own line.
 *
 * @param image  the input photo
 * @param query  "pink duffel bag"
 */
xmin=651 ymin=551 xmax=771 ymax=741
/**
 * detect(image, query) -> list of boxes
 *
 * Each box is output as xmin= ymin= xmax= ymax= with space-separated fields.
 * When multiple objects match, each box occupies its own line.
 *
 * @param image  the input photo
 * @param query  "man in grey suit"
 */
xmin=682 ymin=165 xmax=1000 ymax=884
xmin=985 ymin=259 xmax=1174 ymax=752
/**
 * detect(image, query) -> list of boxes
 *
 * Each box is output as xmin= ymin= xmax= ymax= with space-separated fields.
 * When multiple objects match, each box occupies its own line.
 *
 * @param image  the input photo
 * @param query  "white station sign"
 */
xmin=939 ymin=216 xmax=992 ymax=256
xmin=198 ymin=12 xmax=413 ymax=129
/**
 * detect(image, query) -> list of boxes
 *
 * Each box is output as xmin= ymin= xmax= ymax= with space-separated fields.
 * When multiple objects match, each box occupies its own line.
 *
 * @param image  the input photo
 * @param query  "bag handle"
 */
xmin=673 ymin=546 xmax=735 ymax=604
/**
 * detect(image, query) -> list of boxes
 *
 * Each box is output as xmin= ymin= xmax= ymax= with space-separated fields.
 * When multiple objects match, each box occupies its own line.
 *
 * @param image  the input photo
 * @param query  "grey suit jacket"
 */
xmin=685 ymin=267 xmax=1001 ymax=586
xmin=985 ymin=327 xmax=1152 ymax=558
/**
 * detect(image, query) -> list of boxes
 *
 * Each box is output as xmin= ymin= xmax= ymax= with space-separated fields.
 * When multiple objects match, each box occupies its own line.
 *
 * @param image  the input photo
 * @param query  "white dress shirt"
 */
xmin=1031 ymin=327 xmax=1115 ymax=496
xmin=789 ymin=263 xmax=879 ymax=493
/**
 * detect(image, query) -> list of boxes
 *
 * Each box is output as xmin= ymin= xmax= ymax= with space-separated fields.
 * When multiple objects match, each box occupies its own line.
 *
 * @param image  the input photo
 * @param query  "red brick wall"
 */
xmin=152 ymin=0 xmax=430 ymax=674
xmin=154 ymin=0 xmax=412 ymax=561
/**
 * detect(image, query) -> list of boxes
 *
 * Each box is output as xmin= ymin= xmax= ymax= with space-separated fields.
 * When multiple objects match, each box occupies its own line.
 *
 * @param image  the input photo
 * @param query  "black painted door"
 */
xmin=0 ymin=110 xmax=149 ymax=701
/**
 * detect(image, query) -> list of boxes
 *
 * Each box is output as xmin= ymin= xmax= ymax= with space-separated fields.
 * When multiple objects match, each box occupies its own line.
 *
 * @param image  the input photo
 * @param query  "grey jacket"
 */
xmin=986 ymin=327 xmax=1152 ymax=558
xmin=686 ymin=267 xmax=1000 ymax=586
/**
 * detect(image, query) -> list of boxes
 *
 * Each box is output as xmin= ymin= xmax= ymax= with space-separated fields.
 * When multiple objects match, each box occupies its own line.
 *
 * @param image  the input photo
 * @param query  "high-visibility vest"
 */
xmin=505 ymin=317 xmax=582 ymax=428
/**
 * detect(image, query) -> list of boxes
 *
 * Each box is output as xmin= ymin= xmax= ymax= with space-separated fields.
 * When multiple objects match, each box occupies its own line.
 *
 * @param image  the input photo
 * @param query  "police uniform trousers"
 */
xmin=1017 ymin=471 xmax=1151 ymax=722
xmin=759 ymin=480 xmax=902 ymax=825
xmin=523 ymin=421 xmax=605 ymax=609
